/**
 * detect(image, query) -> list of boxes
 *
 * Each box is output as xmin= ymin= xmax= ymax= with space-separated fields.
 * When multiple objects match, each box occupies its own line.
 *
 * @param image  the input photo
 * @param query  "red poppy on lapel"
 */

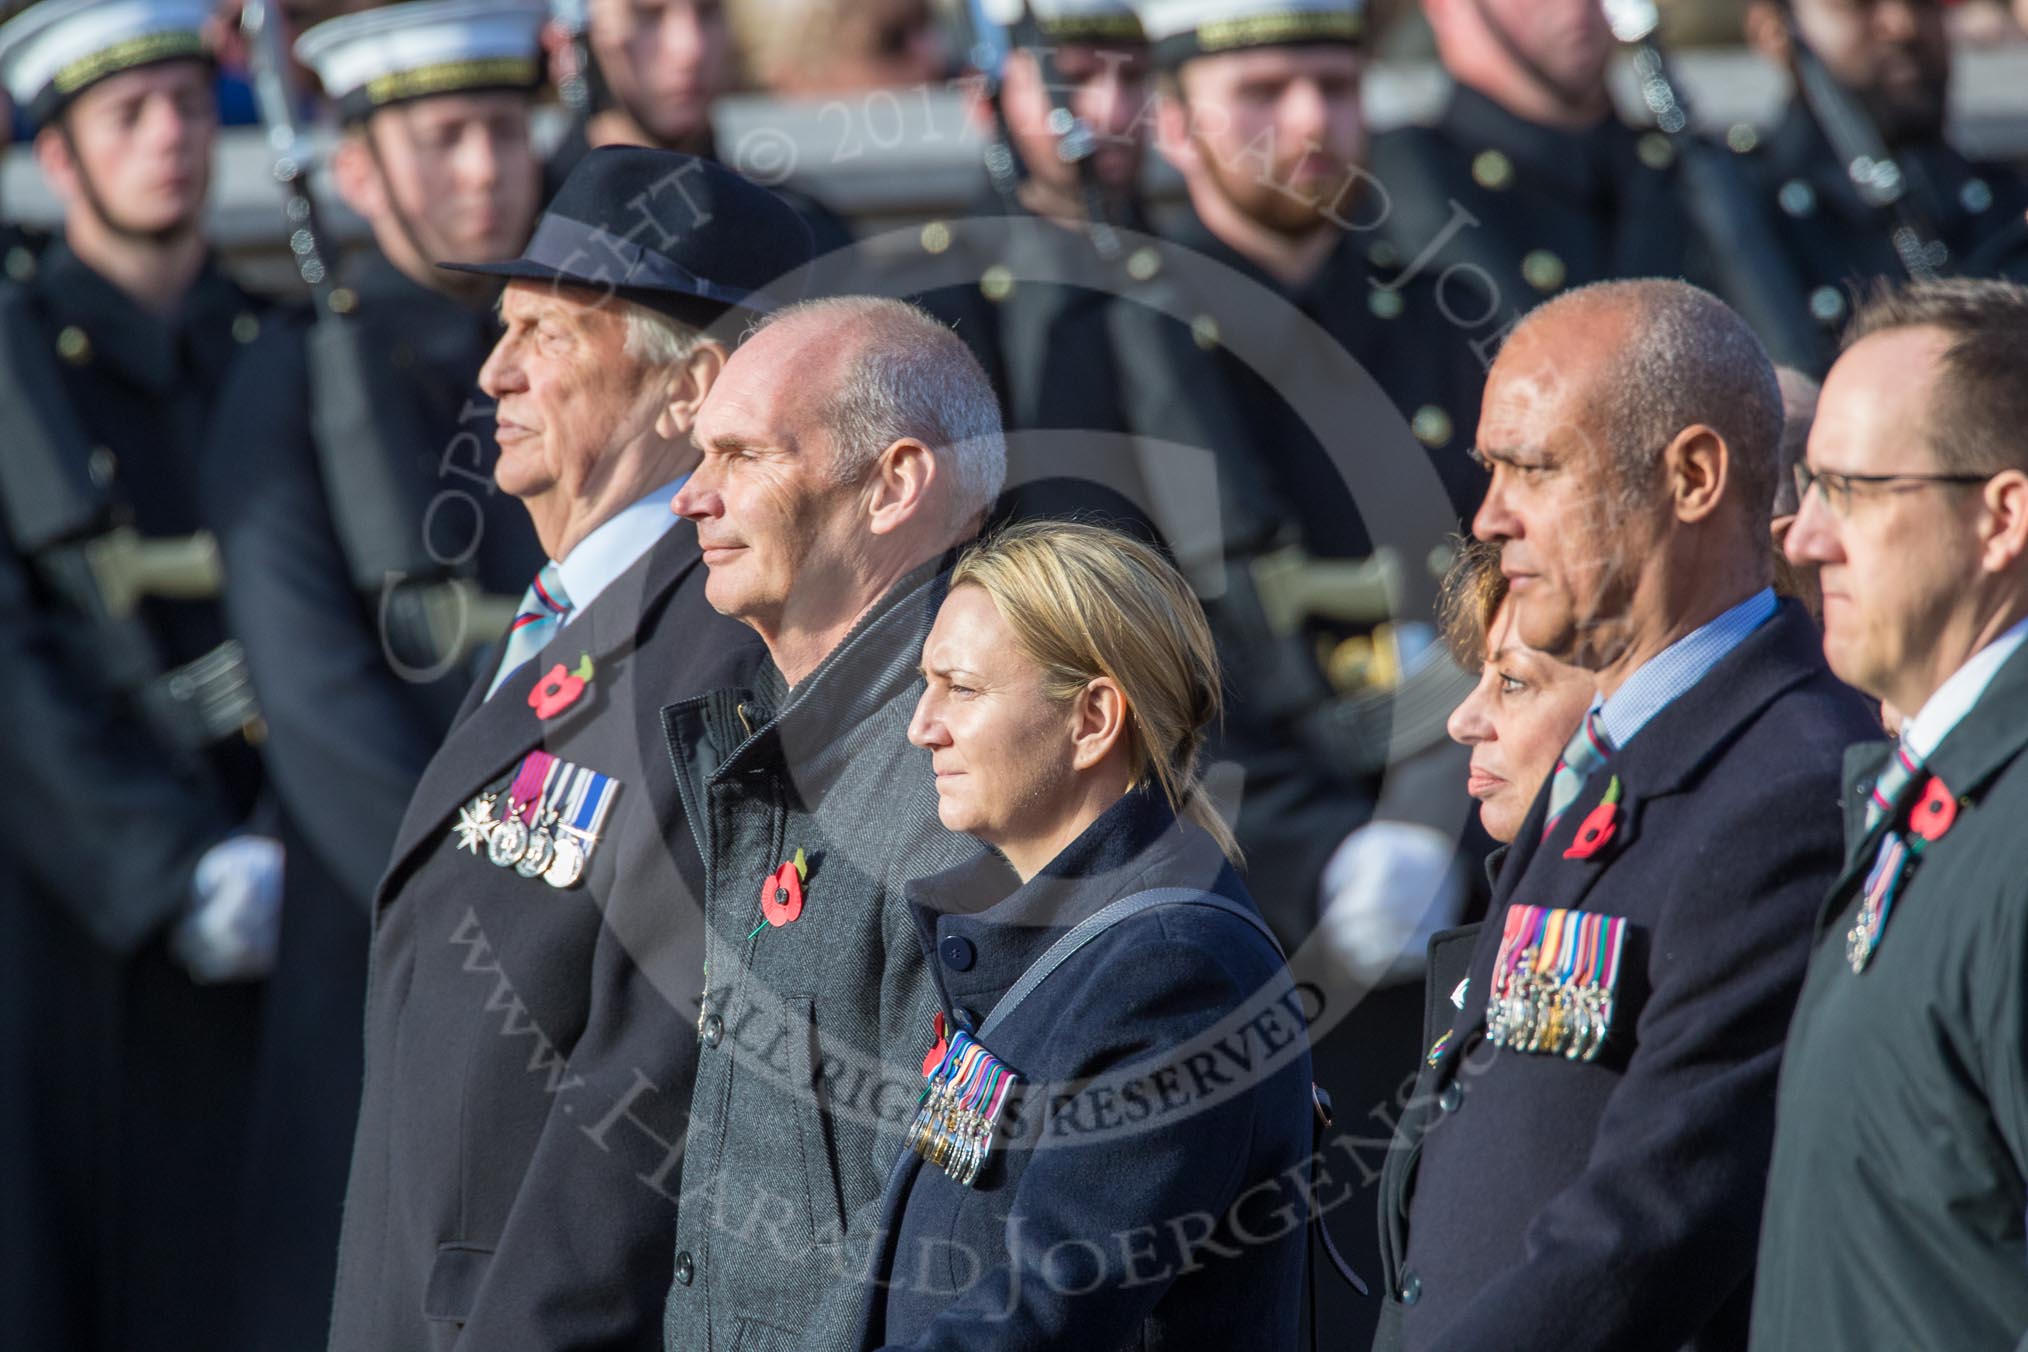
xmin=1908 ymin=775 xmax=1959 ymax=844
xmin=529 ymin=654 xmax=595 ymax=719
xmin=1564 ymin=774 xmax=1624 ymax=861
xmin=761 ymin=849 xmax=808 ymax=927
xmin=922 ymin=1010 xmax=949 ymax=1078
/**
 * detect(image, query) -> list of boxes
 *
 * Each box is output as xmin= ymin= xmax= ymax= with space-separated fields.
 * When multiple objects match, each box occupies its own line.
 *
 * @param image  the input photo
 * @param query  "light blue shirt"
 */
xmin=1899 ymin=614 xmax=2028 ymax=762
xmin=1595 ymin=587 xmax=1779 ymax=750
xmin=553 ymin=477 xmax=686 ymax=624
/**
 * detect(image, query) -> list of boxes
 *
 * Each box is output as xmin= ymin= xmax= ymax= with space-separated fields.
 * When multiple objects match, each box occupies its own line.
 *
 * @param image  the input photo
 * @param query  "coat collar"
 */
xmin=1438 ymin=81 xmax=1629 ymax=205
xmin=709 ymin=548 xmax=958 ymax=789
xmin=339 ymin=244 xmax=500 ymax=372
xmin=38 ymin=237 xmax=250 ymax=394
xmin=1763 ymin=97 xmax=1988 ymax=232
xmin=1491 ymin=599 xmax=1828 ymax=917
xmin=1828 ymin=637 xmax=2028 ymax=905
xmin=905 ymin=788 xmax=1242 ymax=1022
xmin=375 ymin=520 xmax=704 ymax=898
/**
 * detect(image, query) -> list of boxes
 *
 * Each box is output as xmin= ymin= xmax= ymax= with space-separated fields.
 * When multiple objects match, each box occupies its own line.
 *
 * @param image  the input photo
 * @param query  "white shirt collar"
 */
xmin=1899 ymin=614 xmax=2028 ymax=762
xmin=552 ymin=477 xmax=685 ymax=624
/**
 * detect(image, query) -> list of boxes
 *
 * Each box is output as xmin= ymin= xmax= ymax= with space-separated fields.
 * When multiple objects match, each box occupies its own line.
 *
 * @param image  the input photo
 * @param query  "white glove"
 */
xmin=174 ymin=835 xmax=285 ymax=983
xmin=1316 ymin=820 xmax=1465 ymax=988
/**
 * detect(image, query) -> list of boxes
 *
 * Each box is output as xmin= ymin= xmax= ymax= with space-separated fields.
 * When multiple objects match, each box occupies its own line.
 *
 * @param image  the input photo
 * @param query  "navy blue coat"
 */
xmin=1373 ymin=600 xmax=1881 ymax=1352
xmin=856 ymin=789 xmax=1313 ymax=1351
xmin=329 ymin=523 xmax=763 ymax=1351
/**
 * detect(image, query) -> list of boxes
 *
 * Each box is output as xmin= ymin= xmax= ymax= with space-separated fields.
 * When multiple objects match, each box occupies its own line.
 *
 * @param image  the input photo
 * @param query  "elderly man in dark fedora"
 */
xmin=327 ymin=146 xmax=813 ymax=1352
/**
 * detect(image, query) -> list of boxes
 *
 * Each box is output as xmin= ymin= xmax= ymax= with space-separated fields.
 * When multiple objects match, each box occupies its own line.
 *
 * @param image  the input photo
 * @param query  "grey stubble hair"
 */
xmin=1527 ymin=278 xmax=1785 ymax=529
xmin=757 ymin=295 xmax=1009 ymax=532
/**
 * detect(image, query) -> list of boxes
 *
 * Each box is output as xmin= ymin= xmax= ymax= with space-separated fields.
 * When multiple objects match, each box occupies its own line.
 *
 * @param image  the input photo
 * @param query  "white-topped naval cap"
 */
xmin=0 ymin=0 xmax=213 ymax=124
xmin=295 ymin=0 xmax=546 ymax=122
xmin=979 ymin=0 xmax=1145 ymax=44
xmin=1136 ymin=0 xmax=1365 ymax=68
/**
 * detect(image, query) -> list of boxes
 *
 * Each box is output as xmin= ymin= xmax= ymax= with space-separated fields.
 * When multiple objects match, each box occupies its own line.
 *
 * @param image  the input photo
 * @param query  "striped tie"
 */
xmin=1542 ymin=707 xmax=1615 ymax=841
xmin=1865 ymin=741 xmax=1923 ymax=832
xmin=487 ymin=562 xmax=572 ymax=699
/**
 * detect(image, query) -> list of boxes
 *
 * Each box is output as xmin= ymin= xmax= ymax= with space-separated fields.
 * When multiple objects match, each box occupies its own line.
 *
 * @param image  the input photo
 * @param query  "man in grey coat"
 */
xmin=661 ymin=296 xmax=1008 ymax=1350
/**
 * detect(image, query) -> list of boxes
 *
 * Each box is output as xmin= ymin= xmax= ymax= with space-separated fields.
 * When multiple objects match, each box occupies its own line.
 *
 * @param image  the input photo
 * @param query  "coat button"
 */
xmin=1399 ymin=1270 xmax=1422 ymax=1305
xmin=56 ymin=325 xmax=92 ymax=366
xmin=939 ymin=935 xmax=975 ymax=972
xmin=1438 ymin=1082 xmax=1463 ymax=1114
xmin=673 ymin=1250 xmax=694 ymax=1286
xmin=701 ymin=1015 xmax=723 ymax=1048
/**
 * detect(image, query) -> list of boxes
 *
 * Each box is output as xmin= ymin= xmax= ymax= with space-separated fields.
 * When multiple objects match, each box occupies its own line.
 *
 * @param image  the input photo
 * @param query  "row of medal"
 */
xmin=1486 ymin=903 xmax=1628 ymax=1063
xmin=1846 ymin=832 xmax=1911 ymax=973
xmin=452 ymin=749 xmax=620 ymax=890
xmin=906 ymin=1029 xmax=1018 ymax=1188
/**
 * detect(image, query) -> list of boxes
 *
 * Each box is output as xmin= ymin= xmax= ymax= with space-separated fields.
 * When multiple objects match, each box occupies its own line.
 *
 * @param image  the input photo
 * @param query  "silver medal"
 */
xmin=544 ymin=834 xmax=587 ymax=888
xmin=516 ymin=817 xmax=557 ymax=878
xmin=487 ymin=811 xmax=530 ymax=867
xmin=453 ymin=793 xmax=500 ymax=855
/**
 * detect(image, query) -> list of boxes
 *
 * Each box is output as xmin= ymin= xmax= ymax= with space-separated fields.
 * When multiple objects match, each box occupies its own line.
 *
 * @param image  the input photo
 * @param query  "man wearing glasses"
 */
xmin=1753 ymin=278 xmax=2028 ymax=1350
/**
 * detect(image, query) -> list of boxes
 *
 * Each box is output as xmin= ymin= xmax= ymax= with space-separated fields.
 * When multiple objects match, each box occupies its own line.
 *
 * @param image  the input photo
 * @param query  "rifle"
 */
xmin=549 ymin=0 xmax=594 ymax=121
xmin=240 ymin=0 xmax=344 ymax=313
xmin=1604 ymin=0 xmax=1828 ymax=368
xmin=240 ymin=0 xmax=513 ymax=663
xmin=1782 ymin=10 xmax=1946 ymax=283
xmin=958 ymin=0 xmax=1124 ymax=259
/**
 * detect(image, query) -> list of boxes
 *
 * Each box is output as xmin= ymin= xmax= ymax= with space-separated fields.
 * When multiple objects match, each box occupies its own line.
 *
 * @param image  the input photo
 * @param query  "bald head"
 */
xmin=756 ymin=296 xmax=1007 ymax=528
xmin=675 ymin=296 xmax=1005 ymax=684
xmin=1472 ymin=279 xmax=1784 ymax=684
xmin=1506 ymin=279 xmax=1784 ymax=525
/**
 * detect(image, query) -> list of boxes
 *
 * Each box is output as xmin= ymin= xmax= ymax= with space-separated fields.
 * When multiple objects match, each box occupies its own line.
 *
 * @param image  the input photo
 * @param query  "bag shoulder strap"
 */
xmin=977 ymin=886 xmax=1281 ymax=1038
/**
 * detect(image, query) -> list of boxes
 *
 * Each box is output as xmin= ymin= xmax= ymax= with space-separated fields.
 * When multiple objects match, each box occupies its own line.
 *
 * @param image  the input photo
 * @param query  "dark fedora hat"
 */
xmin=440 ymin=146 xmax=817 ymax=328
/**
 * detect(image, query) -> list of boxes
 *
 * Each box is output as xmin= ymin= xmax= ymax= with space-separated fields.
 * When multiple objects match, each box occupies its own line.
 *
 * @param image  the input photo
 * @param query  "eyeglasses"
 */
xmin=1792 ymin=463 xmax=1992 ymax=518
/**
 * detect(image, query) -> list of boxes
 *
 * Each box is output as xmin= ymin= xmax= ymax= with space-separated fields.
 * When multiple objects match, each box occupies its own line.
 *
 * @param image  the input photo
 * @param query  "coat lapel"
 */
xmin=375 ymin=526 xmax=703 ymax=900
xmin=1820 ymin=639 xmax=2028 ymax=923
xmin=1455 ymin=601 xmax=1832 ymax=1047
xmin=1820 ymin=741 xmax=1897 ymax=925
xmin=1921 ymin=637 xmax=2028 ymax=813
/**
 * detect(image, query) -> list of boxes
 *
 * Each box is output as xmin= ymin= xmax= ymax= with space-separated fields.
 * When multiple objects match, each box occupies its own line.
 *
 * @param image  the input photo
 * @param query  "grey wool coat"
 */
xmin=660 ymin=551 xmax=983 ymax=1352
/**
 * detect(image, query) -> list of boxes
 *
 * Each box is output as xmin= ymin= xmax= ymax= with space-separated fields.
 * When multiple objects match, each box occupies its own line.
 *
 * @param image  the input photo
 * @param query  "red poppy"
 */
xmin=1908 ymin=775 xmax=1959 ymax=844
xmin=922 ymin=1010 xmax=949 ymax=1079
xmin=1563 ymin=802 xmax=1618 ymax=860
xmin=529 ymin=664 xmax=587 ymax=719
xmin=1563 ymin=775 xmax=1624 ymax=860
xmin=761 ymin=860 xmax=804 ymax=927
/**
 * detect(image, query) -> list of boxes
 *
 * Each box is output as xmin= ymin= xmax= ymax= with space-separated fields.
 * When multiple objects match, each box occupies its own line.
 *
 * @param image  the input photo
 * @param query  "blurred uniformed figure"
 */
xmin=1368 ymin=0 xmax=1714 ymax=333
xmin=541 ymin=0 xmax=855 ymax=250
xmin=909 ymin=0 xmax=1202 ymax=482
xmin=202 ymin=4 xmax=550 ymax=1343
xmin=0 ymin=3 xmax=278 ymax=1349
xmin=730 ymin=0 xmax=950 ymax=99
xmin=0 ymin=85 xmax=48 ymax=279
xmin=1735 ymin=0 xmax=2028 ymax=362
xmin=1142 ymin=4 xmax=1488 ymax=1340
xmin=216 ymin=0 xmax=546 ymax=899
xmin=1141 ymin=0 xmax=1485 ymax=931
xmin=549 ymin=0 xmax=729 ymax=165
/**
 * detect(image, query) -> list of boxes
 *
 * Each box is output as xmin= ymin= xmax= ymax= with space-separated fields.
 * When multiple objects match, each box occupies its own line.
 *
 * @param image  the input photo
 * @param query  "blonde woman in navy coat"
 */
xmin=855 ymin=521 xmax=1314 ymax=1351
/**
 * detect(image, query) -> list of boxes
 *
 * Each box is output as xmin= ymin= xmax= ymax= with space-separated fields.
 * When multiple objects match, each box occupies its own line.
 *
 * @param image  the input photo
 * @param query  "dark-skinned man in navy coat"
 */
xmin=1372 ymin=279 xmax=1880 ymax=1352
